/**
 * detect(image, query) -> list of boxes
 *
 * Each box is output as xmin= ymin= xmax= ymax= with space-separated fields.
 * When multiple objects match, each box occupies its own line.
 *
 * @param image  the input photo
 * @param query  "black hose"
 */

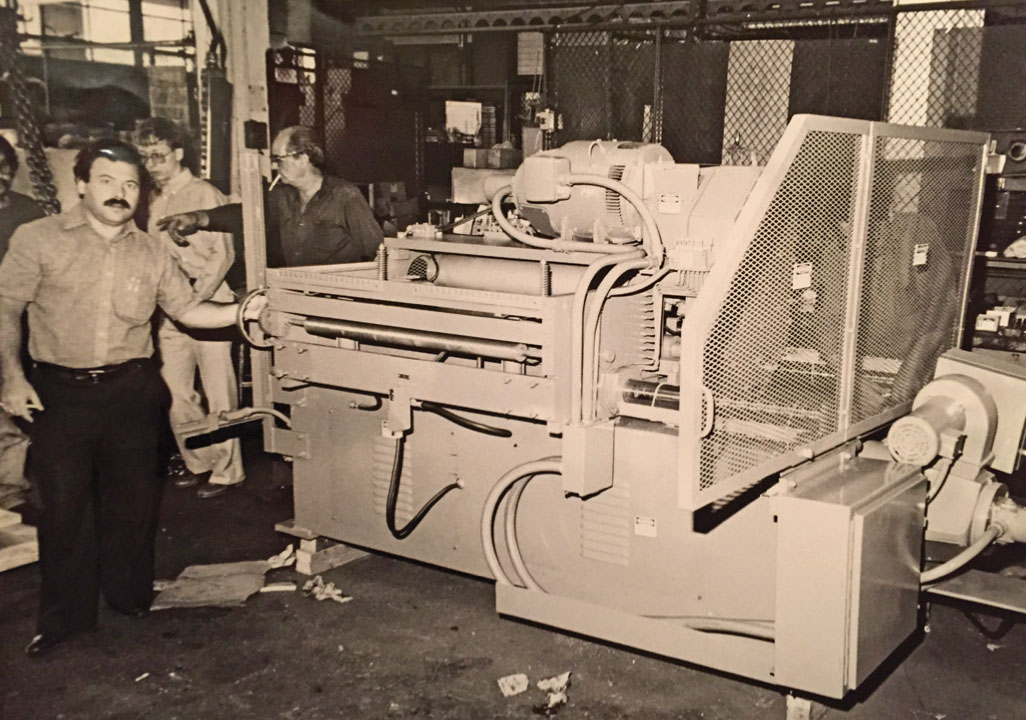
xmin=386 ymin=434 xmax=461 ymax=540
xmin=420 ymin=401 xmax=512 ymax=438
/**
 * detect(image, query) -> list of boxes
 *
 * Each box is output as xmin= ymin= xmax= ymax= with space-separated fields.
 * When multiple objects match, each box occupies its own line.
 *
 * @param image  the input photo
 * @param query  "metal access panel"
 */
xmin=678 ymin=116 xmax=988 ymax=510
xmin=772 ymin=458 xmax=926 ymax=698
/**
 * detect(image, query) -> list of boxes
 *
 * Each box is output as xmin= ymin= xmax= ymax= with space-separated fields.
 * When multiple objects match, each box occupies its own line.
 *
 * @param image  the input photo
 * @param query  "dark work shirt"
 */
xmin=274 ymin=175 xmax=383 ymax=266
xmin=204 ymin=175 xmax=383 ymax=268
xmin=0 ymin=191 xmax=45 ymax=262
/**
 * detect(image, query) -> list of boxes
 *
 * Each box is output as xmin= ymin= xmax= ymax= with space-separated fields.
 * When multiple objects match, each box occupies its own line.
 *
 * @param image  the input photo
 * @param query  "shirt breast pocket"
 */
xmin=112 ymin=270 xmax=157 ymax=324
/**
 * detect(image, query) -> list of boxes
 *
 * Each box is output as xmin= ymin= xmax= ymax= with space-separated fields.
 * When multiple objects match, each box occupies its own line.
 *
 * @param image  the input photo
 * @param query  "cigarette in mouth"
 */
xmin=269 ymin=174 xmax=282 ymax=191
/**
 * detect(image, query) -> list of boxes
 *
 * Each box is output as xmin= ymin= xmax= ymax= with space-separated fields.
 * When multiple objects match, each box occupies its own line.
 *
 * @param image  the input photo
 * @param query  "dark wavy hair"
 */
xmin=279 ymin=126 xmax=324 ymax=168
xmin=73 ymin=138 xmax=152 ymax=200
xmin=0 ymin=135 xmax=18 ymax=174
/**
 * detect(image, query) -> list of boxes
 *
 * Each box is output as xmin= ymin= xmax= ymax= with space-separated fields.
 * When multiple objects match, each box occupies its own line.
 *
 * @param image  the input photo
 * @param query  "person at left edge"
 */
xmin=0 ymin=134 xmax=44 ymax=510
xmin=0 ymin=139 xmax=265 ymax=658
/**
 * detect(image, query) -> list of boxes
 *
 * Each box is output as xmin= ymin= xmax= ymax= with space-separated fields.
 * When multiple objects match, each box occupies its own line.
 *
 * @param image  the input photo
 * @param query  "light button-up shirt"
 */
xmin=0 ymin=203 xmax=199 ymax=368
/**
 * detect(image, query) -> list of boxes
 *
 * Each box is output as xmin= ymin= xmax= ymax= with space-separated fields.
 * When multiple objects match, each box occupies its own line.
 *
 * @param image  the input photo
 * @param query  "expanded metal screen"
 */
xmin=852 ymin=134 xmax=985 ymax=425
xmin=678 ymin=117 xmax=987 ymax=510
xmin=695 ymin=126 xmax=861 ymax=499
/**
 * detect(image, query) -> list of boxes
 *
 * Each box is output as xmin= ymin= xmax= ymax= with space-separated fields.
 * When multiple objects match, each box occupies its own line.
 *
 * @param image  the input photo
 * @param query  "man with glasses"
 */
xmin=0 ymin=134 xmax=44 ymax=509
xmin=135 ymin=118 xmax=243 ymax=499
xmin=156 ymin=125 xmax=383 ymax=268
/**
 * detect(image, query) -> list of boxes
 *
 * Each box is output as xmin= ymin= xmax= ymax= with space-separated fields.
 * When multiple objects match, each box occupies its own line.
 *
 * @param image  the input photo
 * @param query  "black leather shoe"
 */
xmin=173 ymin=471 xmax=208 ymax=489
xmin=24 ymin=634 xmax=61 ymax=658
xmin=196 ymin=482 xmax=231 ymax=499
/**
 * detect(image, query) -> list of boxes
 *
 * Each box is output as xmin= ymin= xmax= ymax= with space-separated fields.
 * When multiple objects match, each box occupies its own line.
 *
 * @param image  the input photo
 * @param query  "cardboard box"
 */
xmin=463 ymin=148 xmax=490 ymax=168
xmin=487 ymin=147 xmax=523 ymax=169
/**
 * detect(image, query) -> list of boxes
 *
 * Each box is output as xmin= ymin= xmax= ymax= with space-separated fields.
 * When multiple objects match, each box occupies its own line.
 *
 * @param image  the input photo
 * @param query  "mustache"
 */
xmin=104 ymin=198 xmax=131 ymax=209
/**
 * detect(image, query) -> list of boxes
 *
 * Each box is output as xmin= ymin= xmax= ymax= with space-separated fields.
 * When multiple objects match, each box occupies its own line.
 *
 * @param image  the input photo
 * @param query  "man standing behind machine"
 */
xmin=135 ymin=118 xmax=243 ymax=499
xmin=156 ymin=125 xmax=383 ymax=267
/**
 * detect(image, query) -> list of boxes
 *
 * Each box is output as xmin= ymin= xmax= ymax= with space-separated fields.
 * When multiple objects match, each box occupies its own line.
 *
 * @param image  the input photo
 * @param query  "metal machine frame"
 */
xmin=216 ymin=115 xmax=1026 ymax=708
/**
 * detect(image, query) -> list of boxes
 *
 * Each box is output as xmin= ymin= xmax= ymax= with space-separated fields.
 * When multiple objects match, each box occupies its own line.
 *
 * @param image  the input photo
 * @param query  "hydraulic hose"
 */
xmin=565 ymin=173 xmax=665 ymax=267
xmin=481 ymin=457 xmax=562 ymax=587
xmin=386 ymin=434 xmax=462 ymax=540
xmin=504 ymin=476 xmax=544 ymax=591
xmin=419 ymin=401 xmax=512 ymax=438
xmin=925 ymin=457 xmax=954 ymax=505
xmin=231 ymin=406 xmax=292 ymax=428
xmin=570 ymin=251 xmax=647 ymax=423
xmin=920 ymin=523 xmax=1005 ymax=585
xmin=581 ymin=258 xmax=650 ymax=422
xmin=490 ymin=185 xmax=640 ymax=255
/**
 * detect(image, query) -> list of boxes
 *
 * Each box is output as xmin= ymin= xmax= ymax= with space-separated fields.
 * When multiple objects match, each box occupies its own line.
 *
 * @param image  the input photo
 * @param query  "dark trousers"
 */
xmin=29 ymin=360 xmax=167 ymax=638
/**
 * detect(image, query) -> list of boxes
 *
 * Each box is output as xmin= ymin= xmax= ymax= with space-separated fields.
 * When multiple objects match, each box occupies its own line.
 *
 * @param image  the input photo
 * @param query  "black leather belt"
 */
xmin=35 ymin=358 xmax=153 ymax=383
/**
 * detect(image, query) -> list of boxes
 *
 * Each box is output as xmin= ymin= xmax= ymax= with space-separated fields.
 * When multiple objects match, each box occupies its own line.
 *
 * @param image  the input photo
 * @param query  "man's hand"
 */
xmin=243 ymin=294 xmax=269 ymax=322
xmin=1 ymin=376 xmax=43 ymax=422
xmin=156 ymin=211 xmax=209 ymax=246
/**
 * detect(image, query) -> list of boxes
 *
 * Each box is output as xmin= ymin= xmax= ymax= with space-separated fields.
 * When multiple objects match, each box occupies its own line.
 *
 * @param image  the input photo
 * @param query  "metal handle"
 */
xmin=700 ymin=385 xmax=715 ymax=438
xmin=237 ymin=287 xmax=274 ymax=349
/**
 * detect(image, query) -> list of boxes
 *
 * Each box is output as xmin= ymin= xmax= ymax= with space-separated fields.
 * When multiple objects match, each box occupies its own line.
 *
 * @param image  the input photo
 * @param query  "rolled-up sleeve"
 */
xmin=0 ymin=225 xmax=42 ymax=302
xmin=155 ymin=247 xmax=201 ymax=320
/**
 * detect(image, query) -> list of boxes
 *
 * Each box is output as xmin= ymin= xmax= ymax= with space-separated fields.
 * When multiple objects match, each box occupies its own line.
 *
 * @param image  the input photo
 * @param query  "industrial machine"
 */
xmin=220 ymin=115 xmax=1026 ymax=705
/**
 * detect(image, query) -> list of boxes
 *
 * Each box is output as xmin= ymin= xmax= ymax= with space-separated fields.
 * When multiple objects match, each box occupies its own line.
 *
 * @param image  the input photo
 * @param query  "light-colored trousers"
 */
xmin=158 ymin=313 xmax=244 ymax=486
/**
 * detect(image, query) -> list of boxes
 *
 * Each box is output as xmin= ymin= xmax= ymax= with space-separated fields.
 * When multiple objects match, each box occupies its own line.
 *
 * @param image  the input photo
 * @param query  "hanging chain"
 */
xmin=0 ymin=7 xmax=59 ymax=215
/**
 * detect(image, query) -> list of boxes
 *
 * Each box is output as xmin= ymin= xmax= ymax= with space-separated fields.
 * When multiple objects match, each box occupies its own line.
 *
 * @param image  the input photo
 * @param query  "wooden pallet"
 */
xmin=276 ymin=519 xmax=368 ymax=575
xmin=0 ymin=508 xmax=38 ymax=573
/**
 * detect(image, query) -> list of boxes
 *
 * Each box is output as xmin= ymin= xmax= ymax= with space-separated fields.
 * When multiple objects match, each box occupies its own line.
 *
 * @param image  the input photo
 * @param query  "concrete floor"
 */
xmin=3 ymin=438 xmax=1026 ymax=720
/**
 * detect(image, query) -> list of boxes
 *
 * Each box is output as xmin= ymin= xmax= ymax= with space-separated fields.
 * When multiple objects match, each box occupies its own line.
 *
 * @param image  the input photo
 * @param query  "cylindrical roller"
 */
xmin=302 ymin=317 xmax=537 ymax=362
xmin=621 ymin=378 xmax=680 ymax=410
xmin=416 ymin=255 xmax=587 ymax=295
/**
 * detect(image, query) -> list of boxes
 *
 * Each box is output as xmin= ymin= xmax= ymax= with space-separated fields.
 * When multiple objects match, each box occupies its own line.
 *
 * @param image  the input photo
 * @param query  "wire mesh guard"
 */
xmin=688 ymin=121 xmax=985 ymax=506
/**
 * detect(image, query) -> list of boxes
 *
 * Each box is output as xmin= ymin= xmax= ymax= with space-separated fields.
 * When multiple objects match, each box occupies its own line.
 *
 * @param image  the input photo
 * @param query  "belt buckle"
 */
xmin=81 ymin=369 xmax=105 ymax=383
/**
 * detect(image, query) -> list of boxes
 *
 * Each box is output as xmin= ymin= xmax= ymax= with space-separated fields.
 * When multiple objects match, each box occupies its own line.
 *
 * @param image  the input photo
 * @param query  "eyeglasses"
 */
xmin=140 ymin=150 xmax=172 ymax=165
xmin=270 ymin=150 xmax=303 ymax=164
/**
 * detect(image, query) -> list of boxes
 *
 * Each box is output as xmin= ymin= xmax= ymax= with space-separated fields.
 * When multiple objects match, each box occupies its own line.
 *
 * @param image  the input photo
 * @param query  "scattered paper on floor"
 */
xmin=151 ymin=561 xmax=270 ymax=609
xmin=497 ymin=673 xmax=530 ymax=697
xmin=267 ymin=544 xmax=296 ymax=569
xmin=302 ymin=574 xmax=352 ymax=604
xmin=534 ymin=672 xmax=571 ymax=715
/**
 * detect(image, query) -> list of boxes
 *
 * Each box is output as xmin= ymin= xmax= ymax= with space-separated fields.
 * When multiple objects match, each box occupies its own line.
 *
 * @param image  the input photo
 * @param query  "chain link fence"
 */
xmin=268 ymin=47 xmax=426 ymax=226
xmin=261 ymin=2 xmax=1024 ymax=205
xmin=542 ymin=1 xmax=1026 ymax=165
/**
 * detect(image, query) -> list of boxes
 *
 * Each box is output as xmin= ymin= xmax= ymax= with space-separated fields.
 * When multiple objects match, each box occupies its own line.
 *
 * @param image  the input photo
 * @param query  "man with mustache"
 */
xmin=135 ymin=118 xmax=243 ymax=499
xmin=0 ymin=135 xmax=44 ymax=510
xmin=0 ymin=139 xmax=263 ymax=657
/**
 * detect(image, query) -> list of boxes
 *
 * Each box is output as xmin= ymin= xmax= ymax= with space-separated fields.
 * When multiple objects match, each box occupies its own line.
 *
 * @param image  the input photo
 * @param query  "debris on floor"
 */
xmin=151 ymin=560 xmax=270 ymax=609
xmin=267 ymin=544 xmax=296 ymax=569
xmin=301 ymin=574 xmax=353 ymax=604
xmin=260 ymin=581 xmax=298 ymax=593
xmin=497 ymin=672 xmax=530 ymax=697
xmin=534 ymin=671 xmax=571 ymax=716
